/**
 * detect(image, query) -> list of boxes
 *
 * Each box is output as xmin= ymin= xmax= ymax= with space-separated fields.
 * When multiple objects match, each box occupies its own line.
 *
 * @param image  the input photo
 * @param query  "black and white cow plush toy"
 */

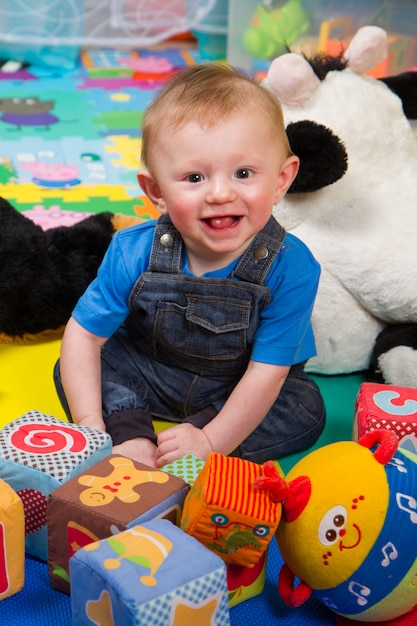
xmin=266 ymin=26 xmax=417 ymax=387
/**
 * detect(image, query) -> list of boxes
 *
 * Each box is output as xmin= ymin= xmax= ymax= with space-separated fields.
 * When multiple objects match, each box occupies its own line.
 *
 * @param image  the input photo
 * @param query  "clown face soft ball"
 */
xmin=276 ymin=430 xmax=417 ymax=621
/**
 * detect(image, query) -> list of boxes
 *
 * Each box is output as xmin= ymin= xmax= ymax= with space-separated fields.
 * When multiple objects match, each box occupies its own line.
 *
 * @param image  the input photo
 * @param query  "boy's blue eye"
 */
xmin=236 ymin=168 xmax=252 ymax=179
xmin=187 ymin=173 xmax=203 ymax=183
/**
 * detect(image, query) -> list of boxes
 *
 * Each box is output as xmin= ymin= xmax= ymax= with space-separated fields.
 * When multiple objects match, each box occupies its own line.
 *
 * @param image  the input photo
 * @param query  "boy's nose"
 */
xmin=206 ymin=177 xmax=236 ymax=204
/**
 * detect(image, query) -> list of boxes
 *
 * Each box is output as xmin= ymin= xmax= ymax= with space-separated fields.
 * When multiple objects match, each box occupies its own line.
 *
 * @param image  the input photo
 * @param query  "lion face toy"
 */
xmin=276 ymin=430 xmax=417 ymax=621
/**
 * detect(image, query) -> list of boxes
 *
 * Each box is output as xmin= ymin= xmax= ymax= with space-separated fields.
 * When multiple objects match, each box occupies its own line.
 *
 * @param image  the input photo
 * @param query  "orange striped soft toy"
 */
xmin=180 ymin=453 xmax=287 ymax=567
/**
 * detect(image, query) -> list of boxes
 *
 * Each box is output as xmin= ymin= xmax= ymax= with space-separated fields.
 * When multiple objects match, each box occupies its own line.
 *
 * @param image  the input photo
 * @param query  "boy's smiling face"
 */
xmin=138 ymin=105 xmax=298 ymax=276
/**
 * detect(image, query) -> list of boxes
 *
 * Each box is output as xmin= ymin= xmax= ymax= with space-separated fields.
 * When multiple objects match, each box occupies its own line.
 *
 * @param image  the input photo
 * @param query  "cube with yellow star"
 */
xmin=70 ymin=519 xmax=230 ymax=625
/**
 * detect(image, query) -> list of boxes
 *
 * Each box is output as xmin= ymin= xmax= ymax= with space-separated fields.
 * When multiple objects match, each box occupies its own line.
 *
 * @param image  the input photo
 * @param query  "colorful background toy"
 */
xmin=243 ymin=0 xmax=310 ymax=60
xmin=275 ymin=430 xmax=417 ymax=621
xmin=0 ymin=196 xmax=142 ymax=343
xmin=265 ymin=26 xmax=417 ymax=387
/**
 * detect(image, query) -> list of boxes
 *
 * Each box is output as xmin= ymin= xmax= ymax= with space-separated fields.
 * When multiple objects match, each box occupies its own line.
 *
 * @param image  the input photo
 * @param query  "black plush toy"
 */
xmin=0 ymin=197 xmax=141 ymax=343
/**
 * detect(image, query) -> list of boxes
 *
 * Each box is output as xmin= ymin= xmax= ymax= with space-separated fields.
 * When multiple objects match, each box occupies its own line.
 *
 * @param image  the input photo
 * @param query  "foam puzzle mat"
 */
xmin=0 ymin=46 xmax=197 ymax=219
xmin=0 ymin=46 xmax=201 ymax=431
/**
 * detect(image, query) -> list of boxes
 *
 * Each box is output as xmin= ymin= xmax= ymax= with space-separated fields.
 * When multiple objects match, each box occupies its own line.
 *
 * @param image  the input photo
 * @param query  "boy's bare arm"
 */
xmin=204 ymin=360 xmax=290 ymax=454
xmin=203 ymin=361 xmax=290 ymax=454
xmin=60 ymin=316 xmax=107 ymax=431
xmin=156 ymin=361 xmax=290 ymax=465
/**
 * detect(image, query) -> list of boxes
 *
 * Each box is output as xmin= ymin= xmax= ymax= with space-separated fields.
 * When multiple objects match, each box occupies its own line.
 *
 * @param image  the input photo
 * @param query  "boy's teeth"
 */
xmin=206 ymin=216 xmax=236 ymax=229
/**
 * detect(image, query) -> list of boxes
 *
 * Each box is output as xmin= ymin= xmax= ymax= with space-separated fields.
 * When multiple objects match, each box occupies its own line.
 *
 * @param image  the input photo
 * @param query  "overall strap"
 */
xmin=148 ymin=215 xmax=183 ymax=273
xmin=232 ymin=216 xmax=286 ymax=284
xmin=148 ymin=214 xmax=286 ymax=282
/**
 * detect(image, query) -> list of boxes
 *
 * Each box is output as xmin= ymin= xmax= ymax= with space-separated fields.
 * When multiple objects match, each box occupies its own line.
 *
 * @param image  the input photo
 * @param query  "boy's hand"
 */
xmin=156 ymin=423 xmax=212 ymax=467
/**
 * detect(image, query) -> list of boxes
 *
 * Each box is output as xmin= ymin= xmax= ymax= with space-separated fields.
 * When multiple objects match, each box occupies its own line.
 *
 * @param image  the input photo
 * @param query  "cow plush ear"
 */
xmin=379 ymin=71 xmax=417 ymax=119
xmin=287 ymin=120 xmax=348 ymax=193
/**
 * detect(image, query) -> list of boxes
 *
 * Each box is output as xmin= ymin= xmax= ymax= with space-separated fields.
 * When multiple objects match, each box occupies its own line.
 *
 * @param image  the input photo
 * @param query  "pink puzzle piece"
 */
xmin=22 ymin=205 xmax=93 ymax=230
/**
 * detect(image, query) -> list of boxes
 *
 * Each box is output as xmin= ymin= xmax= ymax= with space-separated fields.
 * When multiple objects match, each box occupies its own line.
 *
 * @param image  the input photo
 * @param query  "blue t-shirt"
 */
xmin=73 ymin=219 xmax=320 ymax=367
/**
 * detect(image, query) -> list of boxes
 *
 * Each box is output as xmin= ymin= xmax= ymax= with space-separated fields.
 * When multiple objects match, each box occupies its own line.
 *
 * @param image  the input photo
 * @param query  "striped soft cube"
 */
xmin=181 ymin=453 xmax=282 ymax=566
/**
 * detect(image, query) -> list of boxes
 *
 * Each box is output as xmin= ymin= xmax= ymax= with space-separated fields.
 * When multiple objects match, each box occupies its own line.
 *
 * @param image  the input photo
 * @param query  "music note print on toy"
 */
xmin=348 ymin=581 xmax=371 ymax=607
xmin=388 ymin=456 xmax=407 ymax=473
xmin=381 ymin=541 xmax=398 ymax=567
xmin=396 ymin=493 xmax=417 ymax=524
xmin=275 ymin=430 xmax=417 ymax=621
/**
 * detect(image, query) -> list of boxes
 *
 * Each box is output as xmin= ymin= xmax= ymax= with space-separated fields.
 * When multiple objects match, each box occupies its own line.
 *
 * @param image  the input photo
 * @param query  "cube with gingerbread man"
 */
xmin=48 ymin=454 xmax=189 ymax=593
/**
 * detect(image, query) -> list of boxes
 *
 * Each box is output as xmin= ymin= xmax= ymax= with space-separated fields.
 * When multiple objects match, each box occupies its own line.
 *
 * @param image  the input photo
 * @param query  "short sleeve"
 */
xmin=72 ymin=221 xmax=155 ymax=337
xmin=251 ymin=233 xmax=320 ymax=366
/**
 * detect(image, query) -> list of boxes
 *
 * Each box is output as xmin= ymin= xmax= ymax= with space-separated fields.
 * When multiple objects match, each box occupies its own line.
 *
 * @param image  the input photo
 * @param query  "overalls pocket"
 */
xmin=154 ymin=294 xmax=251 ymax=361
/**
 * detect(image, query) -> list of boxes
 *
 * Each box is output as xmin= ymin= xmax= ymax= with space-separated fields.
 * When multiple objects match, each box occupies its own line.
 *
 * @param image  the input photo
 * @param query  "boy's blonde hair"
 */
xmin=141 ymin=63 xmax=291 ymax=169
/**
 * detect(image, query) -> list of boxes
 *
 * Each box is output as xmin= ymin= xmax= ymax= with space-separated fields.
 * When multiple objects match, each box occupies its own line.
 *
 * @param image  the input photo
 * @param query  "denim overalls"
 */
xmin=55 ymin=215 xmax=325 ymax=463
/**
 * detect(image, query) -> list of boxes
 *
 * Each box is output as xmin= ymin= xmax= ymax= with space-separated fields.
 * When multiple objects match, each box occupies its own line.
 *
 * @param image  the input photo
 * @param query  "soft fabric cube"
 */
xmin=48 ymin=454 xmax=189 ymax=594
xmin=0 ymin=478 xmax=24 ymax=600
xmin=0 ymin=410 xmax=111 ymax=560
xmin=181 ymin=453 xmax=281 ymax=567
xmin=226 ymin=550 xmax=267 ymax=608
xmin=163 ymin=454 xmax=268 ymax=607
xmin=70 ymin=519 xmax=230 ymax=626
xmin=354 ymin=382 xmax=417 ymax=444
xmin=162 ymin=454 xmax=205 ymax=485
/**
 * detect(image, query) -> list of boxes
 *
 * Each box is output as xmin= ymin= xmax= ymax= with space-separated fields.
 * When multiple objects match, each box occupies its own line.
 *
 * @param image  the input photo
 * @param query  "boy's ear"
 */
xmin=274 ymin=155 xmax=300 ymax=204
xmin=137 ymin=170 xmax=167 ymax=214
